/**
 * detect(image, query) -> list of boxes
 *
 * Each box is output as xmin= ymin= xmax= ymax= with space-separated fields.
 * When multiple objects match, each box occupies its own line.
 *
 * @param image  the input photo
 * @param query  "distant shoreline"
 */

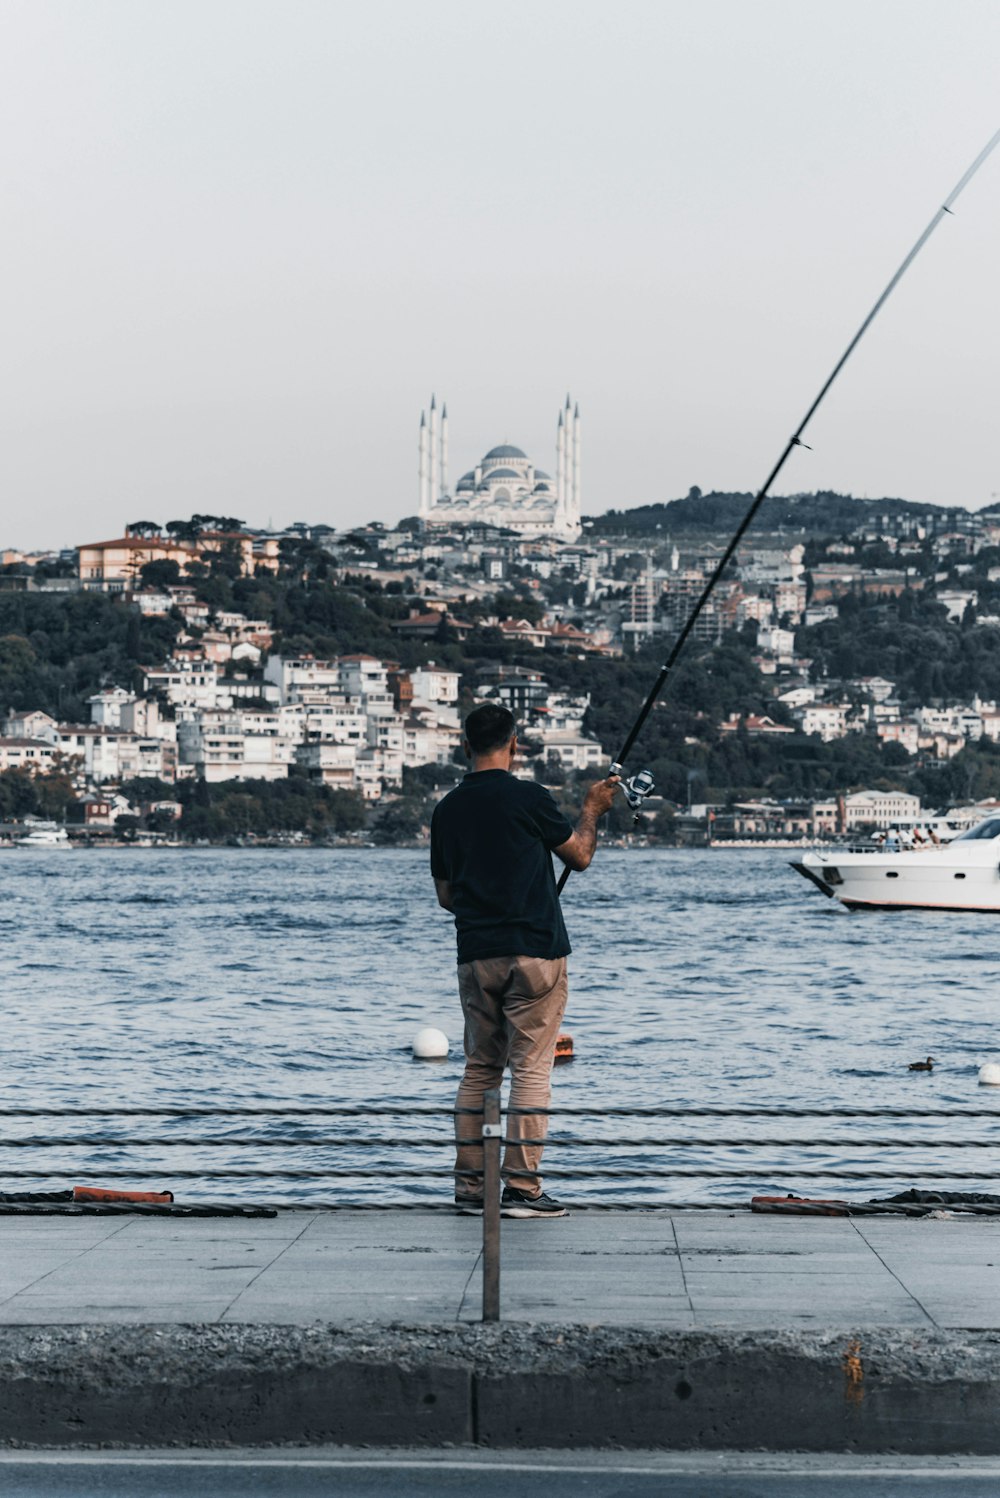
xmin=0 ymin=838 xmax=822 ymax=852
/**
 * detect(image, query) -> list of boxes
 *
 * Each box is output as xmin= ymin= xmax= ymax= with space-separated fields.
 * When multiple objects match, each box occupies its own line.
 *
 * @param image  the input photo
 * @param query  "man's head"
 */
xmin=463 ymin=703 xmax=517 ymax=767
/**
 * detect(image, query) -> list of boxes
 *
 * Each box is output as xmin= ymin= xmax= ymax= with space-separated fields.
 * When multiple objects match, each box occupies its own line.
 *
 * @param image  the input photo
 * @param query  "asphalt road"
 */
xmin=3 ymin=1453 xmax=1000 ymax=1498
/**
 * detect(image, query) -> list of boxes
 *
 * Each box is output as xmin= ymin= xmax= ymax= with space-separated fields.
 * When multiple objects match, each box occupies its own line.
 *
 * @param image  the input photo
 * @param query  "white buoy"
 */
xmin=978 ymin=1063 xmax=1000 ymax=1086
xmin=413 ymin=1027 xmax=449 ymax=1060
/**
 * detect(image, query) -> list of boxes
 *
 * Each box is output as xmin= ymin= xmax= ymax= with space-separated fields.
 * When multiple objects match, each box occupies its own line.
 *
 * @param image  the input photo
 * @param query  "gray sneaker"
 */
xmin=501 ymin=1187 xmax=568 ymax=1219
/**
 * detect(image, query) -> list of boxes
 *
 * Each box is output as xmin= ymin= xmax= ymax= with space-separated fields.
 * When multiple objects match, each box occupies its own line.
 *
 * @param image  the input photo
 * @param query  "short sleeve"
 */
xmin=528 ymin=785 xmax=574 ymax=851
xmin=430 ymin=804 xmax=448 ymax=879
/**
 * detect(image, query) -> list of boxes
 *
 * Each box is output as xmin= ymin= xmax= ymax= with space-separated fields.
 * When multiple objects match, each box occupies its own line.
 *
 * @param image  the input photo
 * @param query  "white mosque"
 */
xmin=417 ymin=395 xmax=582 ymax=541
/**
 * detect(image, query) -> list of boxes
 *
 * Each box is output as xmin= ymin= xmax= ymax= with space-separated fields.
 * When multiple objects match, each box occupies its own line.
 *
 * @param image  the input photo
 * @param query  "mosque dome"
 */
xmin=483 ymin=466 xmax=521 ymax=480
xmin=534 ymin=469 xmax=551 ymax=480
xmin=483 ymin=445 xmax=527 ymax=461
xmin=533 ymin=482 xmax=551 ymax=493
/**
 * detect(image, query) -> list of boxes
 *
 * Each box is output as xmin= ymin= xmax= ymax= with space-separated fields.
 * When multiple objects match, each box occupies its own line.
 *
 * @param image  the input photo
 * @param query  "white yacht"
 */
xmin=792 ymin=815 xmax=1000 ymax=911
xmin=15 ymin=822 xmax=70 ymax=848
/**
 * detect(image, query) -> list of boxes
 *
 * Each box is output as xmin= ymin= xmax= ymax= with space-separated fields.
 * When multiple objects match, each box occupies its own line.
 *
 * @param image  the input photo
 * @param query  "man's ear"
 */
xmin=462 ymin=738 xmax=472 ymax=759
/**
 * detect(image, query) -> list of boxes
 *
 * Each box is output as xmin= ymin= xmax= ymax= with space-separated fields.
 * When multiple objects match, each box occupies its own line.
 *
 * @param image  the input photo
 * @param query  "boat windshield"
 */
xmin=954 ymin=817 xmax=1000 ymax=842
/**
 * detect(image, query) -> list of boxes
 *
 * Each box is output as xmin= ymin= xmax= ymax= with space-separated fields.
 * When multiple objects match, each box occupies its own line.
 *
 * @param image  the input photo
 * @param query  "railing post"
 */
xmin=482 ymin=1087 xmax=501 ymax=1323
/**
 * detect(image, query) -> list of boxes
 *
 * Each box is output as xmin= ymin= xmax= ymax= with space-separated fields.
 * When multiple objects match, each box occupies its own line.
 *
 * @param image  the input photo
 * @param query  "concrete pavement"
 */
xmin=1 ymin=1210 xmax=1000 ymax=1451
xmin=0 ymin=1208 xmax=992 ymax=1329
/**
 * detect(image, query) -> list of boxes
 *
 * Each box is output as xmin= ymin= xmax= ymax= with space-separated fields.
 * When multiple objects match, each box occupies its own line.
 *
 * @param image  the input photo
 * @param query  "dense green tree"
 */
xmin=140 ymin=559 xmax=181 ymax=588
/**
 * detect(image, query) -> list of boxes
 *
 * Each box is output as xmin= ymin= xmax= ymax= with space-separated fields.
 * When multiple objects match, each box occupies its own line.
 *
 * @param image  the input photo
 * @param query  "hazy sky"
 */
xmin=2 ymin=0 xmax=999 ymax=549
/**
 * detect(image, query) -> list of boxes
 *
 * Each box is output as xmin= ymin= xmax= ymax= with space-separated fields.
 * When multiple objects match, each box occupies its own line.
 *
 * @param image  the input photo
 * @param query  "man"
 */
xmin=431 ymin=702 xmax=619 ymax=1219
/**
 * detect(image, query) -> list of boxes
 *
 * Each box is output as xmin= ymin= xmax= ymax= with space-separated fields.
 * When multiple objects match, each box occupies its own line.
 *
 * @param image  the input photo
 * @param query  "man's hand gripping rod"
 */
xmin=556 ymin=125 xmax=1000 ymax=900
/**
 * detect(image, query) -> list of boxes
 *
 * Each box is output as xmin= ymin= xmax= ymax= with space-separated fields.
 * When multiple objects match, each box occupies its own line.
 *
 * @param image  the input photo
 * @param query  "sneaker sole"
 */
xmin=455 ymin=1203 xmax=484 ymax=1215
xmin=500 ymin=1205 xmax=569 ymax=1219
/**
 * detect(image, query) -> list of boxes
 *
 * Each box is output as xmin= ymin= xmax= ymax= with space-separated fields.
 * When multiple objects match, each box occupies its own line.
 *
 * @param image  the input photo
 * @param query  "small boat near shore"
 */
xmin=15 ymin=822 xmax=70 ymax=848
xmin=792 ymin=815 xmax=1000 ymax=911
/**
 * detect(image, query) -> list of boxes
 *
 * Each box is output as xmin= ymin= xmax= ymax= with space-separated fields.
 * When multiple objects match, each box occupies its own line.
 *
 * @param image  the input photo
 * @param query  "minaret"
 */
xmin=418 ymin=411 xmax=429 ymax=518
xmin=556 ymin=408 xmax=566 ymax=515
xmin=563 ymin=394 xmax=574 ymax=523
xmin=572 ymin=401 xmax=581 ymax=528
xmin=429 ymin=394 xmax=439 ymax=510
xmin=440 ymin=402 xmax=449 ymax=500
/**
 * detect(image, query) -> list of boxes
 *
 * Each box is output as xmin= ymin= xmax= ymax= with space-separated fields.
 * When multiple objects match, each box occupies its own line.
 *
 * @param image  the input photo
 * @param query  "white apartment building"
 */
xmin=804 ymin=603 xmax=838 ymax=626
xmin=143 ymin=661 xmax=232 ymax=713
xmin=756 ymin=626 xmax=796 ymax=661
xmin=299 ymin=701 xmax=368 ymax=746
xmin=794 ymin=703 xmax=851 ymax=742
xmin=739 ymin=544 xmax=805 ymax=586
xmin=877 ymin=721 xmax=920 ymax=754
xmin=535 ymin=730 xmax=605 ymax=772
xmin=776 ymin=685 xmax=816 ymax=709
xmin=264 ymin=656 xmax=344 ymax=701
xmin=355 ymin=746 xmax=403 ymax=798
xmin=843 ymin=790 xmax=922 ymax=830
xmin=294 ymin=741 xmax=358 ymax=789
xmin=56 ymin=727 xmax=174 ymax=783
xmin=736 ymin=594 xmax=774 ymax=626
xmin=774 ymin=581 xmax=807 ymax=623
xmin=88 ymin=687 xmax=136 ymax=727
xmin=409 ymin=663 xmax=461 ymax=708
xmin=537 ymin=692 xmax=590 ymax=733
xmin=339 ymin=656 xmax=395 ymax=719
xmin=0 ymin=738 xmax=59 ymax=773
xmin=938 ymin=589 xmax=977 ymax=622
xmin=2 ymin=711 xmax=59 ymax=744
xmin=399 ymin=710 xmax=461 ymax=767
xmin=176 ymin=714 xmax=298 ymax=783
xmin=915 ymin=704 xmax=984 ymax=740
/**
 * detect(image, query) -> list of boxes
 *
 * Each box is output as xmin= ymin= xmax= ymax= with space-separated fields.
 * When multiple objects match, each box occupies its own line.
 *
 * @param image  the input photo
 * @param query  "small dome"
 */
xmin=456 ymin=477 xmax=474 ymax=491
xmin=483 ymin=466 xmax=521 ymax=480
xmin=483 ymin=445 xmax=527 ymax=461
xmin=534 ymin=469 xmax=551 ymax=480
xmin=533 ymin=482 xmax=551 ymax=493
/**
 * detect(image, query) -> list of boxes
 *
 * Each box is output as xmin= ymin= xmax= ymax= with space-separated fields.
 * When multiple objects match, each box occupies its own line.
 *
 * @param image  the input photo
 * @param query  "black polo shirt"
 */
xmin=430 ymin=770 xmax=574 ymax=964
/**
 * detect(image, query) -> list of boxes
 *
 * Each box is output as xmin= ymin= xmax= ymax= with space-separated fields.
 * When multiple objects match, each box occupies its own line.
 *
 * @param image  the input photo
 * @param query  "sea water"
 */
xmin=2 ymin=847 xmax=999 ymax=1205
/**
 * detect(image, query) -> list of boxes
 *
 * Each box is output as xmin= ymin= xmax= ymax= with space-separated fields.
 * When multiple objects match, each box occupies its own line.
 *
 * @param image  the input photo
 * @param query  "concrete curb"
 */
xmin=1 ymin=1324 xmax=1000 ymax=1452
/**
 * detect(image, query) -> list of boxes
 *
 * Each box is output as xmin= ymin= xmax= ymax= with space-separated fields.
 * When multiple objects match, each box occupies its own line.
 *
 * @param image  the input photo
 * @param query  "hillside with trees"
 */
xmin=588 ymin=488 xmax=954 ymax=537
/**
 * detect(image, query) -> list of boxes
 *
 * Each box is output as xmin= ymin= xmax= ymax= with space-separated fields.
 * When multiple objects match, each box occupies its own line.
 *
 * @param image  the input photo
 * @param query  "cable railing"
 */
xmin=0 ymin=1095 xmax=998 ymax=1316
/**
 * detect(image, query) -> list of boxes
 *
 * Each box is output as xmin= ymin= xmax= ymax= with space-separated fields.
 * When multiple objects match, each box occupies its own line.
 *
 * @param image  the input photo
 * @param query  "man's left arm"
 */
xmin=434 ymin=877 xmax=455 ymax=912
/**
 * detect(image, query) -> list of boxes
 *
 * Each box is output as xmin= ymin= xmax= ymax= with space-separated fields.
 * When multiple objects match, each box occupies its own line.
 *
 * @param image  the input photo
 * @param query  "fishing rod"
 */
xmin=558 ymin=125 xmax=1000 ymax=897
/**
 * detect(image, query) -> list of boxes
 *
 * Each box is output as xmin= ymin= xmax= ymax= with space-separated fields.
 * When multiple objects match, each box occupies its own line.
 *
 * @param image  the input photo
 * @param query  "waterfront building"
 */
xmin=842 ymin=789 xmax=922 ymax=831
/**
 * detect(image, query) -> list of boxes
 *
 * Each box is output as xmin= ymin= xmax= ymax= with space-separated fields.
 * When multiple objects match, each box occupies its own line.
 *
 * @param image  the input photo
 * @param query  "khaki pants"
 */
xmin=454 ymin=955 xmax=568 ymax=1198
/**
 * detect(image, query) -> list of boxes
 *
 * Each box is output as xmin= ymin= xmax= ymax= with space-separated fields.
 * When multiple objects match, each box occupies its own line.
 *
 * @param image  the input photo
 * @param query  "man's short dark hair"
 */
xmin=465 ymin=703 xmax=516 ymax=755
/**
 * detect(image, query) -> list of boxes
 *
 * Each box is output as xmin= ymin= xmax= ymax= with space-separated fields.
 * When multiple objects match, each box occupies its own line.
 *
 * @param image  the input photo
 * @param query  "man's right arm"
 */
xmin=553 ymin=777 xmax=620 ymax=871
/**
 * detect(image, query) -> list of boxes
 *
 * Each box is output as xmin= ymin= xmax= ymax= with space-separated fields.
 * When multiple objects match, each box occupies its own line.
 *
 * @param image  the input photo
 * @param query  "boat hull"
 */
xmin=792 ymin=850 xmax=1000 ymax=912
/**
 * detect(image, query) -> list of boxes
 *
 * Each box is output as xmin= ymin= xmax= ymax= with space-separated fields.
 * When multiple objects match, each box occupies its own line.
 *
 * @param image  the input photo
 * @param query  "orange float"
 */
xmin=73 ymin=1186 xmax=174 ymax=1205
xmin=554 ymin=1033 xmax=574 ymax=1065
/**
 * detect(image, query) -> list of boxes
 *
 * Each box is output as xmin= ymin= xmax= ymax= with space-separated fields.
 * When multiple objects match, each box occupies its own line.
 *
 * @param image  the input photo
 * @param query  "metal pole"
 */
xmin=482 ymin=1087 xmax=501 ymax=1323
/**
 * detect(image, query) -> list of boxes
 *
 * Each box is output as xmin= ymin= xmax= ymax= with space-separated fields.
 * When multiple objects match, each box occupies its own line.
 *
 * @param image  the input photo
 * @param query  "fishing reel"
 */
xmin=616 ymin=767 xmax=656 ymax=821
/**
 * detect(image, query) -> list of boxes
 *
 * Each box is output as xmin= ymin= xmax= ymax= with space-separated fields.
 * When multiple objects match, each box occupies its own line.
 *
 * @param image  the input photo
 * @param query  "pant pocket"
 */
xmin=509 ymin=957 xmax=564 ymax=1002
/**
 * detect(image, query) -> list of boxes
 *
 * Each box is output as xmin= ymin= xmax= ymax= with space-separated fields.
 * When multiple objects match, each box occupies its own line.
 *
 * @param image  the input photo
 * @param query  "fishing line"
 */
xmin=558 ymin=125 xmax=1000 ymax=896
